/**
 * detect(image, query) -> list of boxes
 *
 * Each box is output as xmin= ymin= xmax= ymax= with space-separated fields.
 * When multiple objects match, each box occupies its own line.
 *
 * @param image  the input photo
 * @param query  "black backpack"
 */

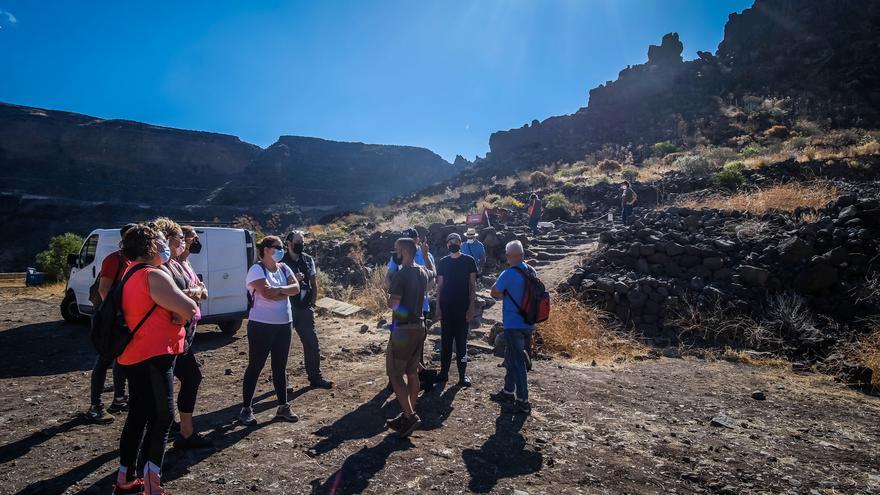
xmin=90 ymin=263 xmax=157 ymax=359
xmin=88 ymin=252 xmax=125 ymax=308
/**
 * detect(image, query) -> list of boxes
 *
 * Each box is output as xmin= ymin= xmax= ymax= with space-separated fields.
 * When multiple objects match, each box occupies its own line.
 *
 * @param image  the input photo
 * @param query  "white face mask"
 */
xmin=467 ymin=239 xmax=475 ymax=243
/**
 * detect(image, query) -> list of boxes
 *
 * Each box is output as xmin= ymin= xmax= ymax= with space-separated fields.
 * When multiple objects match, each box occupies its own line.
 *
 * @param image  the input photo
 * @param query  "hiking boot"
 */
xmin=275 ymin=403 xmax=299 ymax=422
xmin=385 ymin=413 xmax=405 ymax=432
xmin=502 ymin=400 xmax=532 ymax=415
xmin=107 ymin=396 xmax=129 ymax=414
xmin=310 ymin=377 xmax=334 ymax=389
xmin=458 ymin=375 xmax=472 ymax=388
xmin=111 ymin=477 xmax=144 ymax=495
xmin=238 ymin=407 xmax=257 ymax=426
xmin=489 ymin=390 xmax=515 ymax=403
xmin=397 ymin=414 xmax=422 ymax=438
xmin=173 ymin=431 xmax=212 ymax=450
xmin=85 ymin=404 xmax=114 ymax=424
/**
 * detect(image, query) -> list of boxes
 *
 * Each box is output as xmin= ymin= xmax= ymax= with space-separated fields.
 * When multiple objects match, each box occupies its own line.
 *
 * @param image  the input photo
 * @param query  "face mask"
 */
xmin=448 ymin=243 xmax=461 ymax=253
xmin=392 ymin=253 xmax=403 ymax=266
xmin=188 ymin=239 xmax=202 ymax=254
xmin=292 ymin=243 xmax=304 ymax=255
xmin=272 ymin=249 xmax=285 ymax=263
xmin=467 ymin=239 xmax=475 ymax=244
xmin=158 ymin=241 xmax=171 ymax=263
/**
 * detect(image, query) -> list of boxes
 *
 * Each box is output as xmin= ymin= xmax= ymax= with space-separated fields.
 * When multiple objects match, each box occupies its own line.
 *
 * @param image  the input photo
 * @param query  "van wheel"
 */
xmin=219 ymin=319 xmax=243 ymax=336
xmin=61 ymin=292 xmax=85 ymax=324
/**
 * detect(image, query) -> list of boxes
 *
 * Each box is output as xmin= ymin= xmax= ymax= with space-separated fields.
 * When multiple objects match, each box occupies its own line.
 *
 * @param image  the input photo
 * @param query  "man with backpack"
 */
xmin=527 ymin=194 xmax=542 ymax=236
xmin=490 ymin=240 xmax=548 ymax=415
xmin=85 ymin=223 xmax=136 ymax=424
xmin=621 ymin=181 xmax=638 ymax=225
xmin=282 ymin=230 xmax=333 ymax=389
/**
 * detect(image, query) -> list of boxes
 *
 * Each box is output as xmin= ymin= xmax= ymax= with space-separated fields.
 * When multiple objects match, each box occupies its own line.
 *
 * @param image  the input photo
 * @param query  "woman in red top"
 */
xmin=113 ymin=223 xmax=198 ymax=495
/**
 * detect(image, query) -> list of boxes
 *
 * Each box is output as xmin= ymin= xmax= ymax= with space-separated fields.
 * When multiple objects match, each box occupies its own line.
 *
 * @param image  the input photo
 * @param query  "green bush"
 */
xmin=561 ymin=181 xmax=579 ymax=195
xmin=495 ymin=196 xmax=525 ymax=209
xmin=674 ymin=155 xmax=715 ymax=177
xmin=741 ymin=144 xmax=763 ymax=157
xmin=621 ymin=169 xmax=639 ymax=183
xmin=543 ymin=193 xmax=572 ymax=211
xmin=711 ymin=167 xmax=746 ymax=190
xmin=36 ymin=233 xmax=84 ymax=281
xmin=653 ymin=141 xmax=678 ymax=156
xmin=723 ymin=160 xmax=746 ymax=173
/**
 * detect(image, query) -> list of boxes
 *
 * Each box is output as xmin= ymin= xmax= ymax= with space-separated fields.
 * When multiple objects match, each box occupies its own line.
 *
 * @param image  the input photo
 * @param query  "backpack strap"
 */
xmin=119 ymin=263 xmax=158 ymax=337
xmin=112 ymin=251 xmax=125 ymax=281
xmin=502 ymin=266 xmax=535 ymax=317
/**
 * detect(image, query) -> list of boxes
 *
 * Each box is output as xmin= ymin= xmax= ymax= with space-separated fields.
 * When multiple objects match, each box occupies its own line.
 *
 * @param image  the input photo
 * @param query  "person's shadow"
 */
xmin=461 ymin=413 xmax=543 ymax=493
xmin=309 ymin=435 xmax=413 ymax=495
xmin=309 ymin=388 xmax=394 ymax=457
xmin=417 ymin=382 xmax=460 ymax=430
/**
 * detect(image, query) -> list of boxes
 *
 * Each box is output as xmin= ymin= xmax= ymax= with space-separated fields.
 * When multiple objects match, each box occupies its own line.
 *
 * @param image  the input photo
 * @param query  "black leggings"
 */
xmin=173 ymin=350 xmax=202 ymax=414
xmin=440 ymin=309 xmax=469 ymax=379
xmin=242 ymin=321 xmax=292 ymax=408
xmin=119 ymin=354 xmax=176 ymax=471
xmin=90 ymin=355 xmax=126 ymax=406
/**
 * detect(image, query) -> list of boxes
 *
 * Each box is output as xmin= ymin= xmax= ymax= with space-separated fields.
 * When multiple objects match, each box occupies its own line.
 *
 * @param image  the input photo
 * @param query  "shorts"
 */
xmin=386 ymin=322 xmax=426 ymax=377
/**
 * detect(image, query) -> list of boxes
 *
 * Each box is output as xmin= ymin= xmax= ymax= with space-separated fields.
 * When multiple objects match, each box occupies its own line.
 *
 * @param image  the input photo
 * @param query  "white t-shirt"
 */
xmin=245 ymin=262 xmax=294 ymax=324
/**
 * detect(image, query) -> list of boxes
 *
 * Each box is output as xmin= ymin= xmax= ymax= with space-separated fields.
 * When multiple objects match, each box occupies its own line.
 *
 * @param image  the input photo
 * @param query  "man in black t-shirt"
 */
xmin=283 ymin=231 xmax=333 ymax=389
xmin=435 ymin=233 xmax=478 ymax=386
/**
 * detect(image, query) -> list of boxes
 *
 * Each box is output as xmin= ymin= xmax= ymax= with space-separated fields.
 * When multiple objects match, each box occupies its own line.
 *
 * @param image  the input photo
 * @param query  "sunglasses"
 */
xmin=269 ymin=244 xmax=283 ymax=250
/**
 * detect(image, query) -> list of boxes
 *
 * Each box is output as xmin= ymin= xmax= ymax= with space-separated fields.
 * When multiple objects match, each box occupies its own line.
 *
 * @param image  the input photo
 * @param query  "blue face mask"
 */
xmin=272 ymin=249 xmax=285 ymax=263
xmin=158 ymin=241 xmax=171 ymax=263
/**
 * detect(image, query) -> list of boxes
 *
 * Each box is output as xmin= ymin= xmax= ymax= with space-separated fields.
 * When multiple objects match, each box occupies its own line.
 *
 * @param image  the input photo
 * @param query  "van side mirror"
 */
xmin=67 ymin=253 xmax=78 ymax=267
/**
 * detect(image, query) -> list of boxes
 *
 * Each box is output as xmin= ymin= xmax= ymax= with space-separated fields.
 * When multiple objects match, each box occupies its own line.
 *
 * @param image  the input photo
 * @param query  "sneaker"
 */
xmin=238 ymin=407 xmax=257 ymax=426
xmin=458 ymin=376 xmax=472 ymax=388
xmin=502 ymin=400 xmax=532 ymax=415
xmin=275 ymin=403 xmax=299 ymax=422
xmin=111 ymin=477 xmax=144 ymax=495
xmin=107 ymin=396 xmax=129 ymax=414
xmin=385 ymin=413 xmax=405 ymax=432
xmin=489 ymin=390 xmax=515 ymax=403
xmin=397 ymin=414 xmax=421 ymax=438
xmin=173 ymin=431 xmax=212 ymax=450
xmin=310 ymin=377 xmax=334 ymax=389
xmin=85 ymin=405 xmax=114 ymax=424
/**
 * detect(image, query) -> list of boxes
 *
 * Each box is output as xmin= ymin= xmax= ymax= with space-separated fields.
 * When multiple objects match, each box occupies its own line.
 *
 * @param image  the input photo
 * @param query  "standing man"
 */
xmin=621 ymin=181 xmax=638 ymax=225
xmin=385 ymin=237 xmax=434 ymax=437
xmin=489 ymin=240 xmax=534 ymax=415
xmin=384 ymin=226 xmax=435 ymax=318
xmin=435 ymin=233 xmax=477 ymax=387
xmin=283 ymin=231 xmax=333 ymax=389
xmin=461 ymin=228 xmax=486 ymax=277
xmin=84 ymin=223 xmax=136 ymax=424
xmin=527 ymin=194 xmax=542 ymax=236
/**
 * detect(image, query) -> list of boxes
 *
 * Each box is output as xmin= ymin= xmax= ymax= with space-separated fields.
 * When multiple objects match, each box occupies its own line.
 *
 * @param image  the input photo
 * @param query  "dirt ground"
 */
xmin=1 ymin=273 xmax=879 ymax=495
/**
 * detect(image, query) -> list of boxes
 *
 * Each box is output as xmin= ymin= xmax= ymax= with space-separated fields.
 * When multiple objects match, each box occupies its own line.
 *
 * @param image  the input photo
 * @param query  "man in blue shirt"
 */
xmin=489 ymin=240 xmax=534 ymax=414
xmin=460 ymin=228 xmax=486 ymax=276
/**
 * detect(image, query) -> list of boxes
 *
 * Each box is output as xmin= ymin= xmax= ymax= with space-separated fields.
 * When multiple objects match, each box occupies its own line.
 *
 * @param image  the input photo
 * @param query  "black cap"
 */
xmin=403 ymin=228 xmax=418 ymax=239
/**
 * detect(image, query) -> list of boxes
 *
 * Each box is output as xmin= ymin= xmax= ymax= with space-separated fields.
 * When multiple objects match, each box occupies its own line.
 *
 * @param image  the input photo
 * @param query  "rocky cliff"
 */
xmin=483 ymin=0 xmax=880 ymax=172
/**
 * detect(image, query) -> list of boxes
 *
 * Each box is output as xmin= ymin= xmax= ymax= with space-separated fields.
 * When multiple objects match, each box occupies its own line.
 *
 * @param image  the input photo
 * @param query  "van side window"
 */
xmin=79 ymin=235 xmax=98 ymax=267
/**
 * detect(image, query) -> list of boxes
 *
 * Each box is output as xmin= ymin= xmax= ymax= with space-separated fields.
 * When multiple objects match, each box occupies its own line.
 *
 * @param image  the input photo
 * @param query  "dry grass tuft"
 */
xmin=715 ymin=348 xmax=789 ymax=368
xmin=348 ymin=266 xmax=389 ymax=316
xmin=850 ymin=325 xmax=880 ymax=386
xmin=676 ymin=182 xmax=839 ymax=214
xmin=537 ymin=297 xmax=645 ymax=363
xmin=0 ymin=281 xmax=67 ymax=300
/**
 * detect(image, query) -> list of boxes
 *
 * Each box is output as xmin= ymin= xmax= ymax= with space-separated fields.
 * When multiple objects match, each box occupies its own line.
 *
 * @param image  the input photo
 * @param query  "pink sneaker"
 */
xmin=112 ymin=477 xmax=144 ymax=494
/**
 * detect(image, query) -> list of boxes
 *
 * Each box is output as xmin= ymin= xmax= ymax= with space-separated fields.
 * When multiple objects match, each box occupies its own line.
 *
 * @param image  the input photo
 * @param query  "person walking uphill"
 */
xmin=240 ymin=236 xmax=301 ymax=425
xmin=621 ymin=180 xmax=638 ymax=225
xmin=385 ymin=237 xmax=434 ymax=438
xmin=490 ymin=240 xmax=535 ymax=415
xmin=282 ymin=231 xmax=333 ymax=389
xmin=527 ymin=194 xmax=542 ymax=235
xmin=112 ymin=223 xmax=198 ymax=495
xmin=435 ymin=233 xmax=477 ymax=387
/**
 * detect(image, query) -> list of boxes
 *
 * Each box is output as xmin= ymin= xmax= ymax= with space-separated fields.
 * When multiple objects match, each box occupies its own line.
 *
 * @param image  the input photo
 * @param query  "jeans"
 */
xmin=173 ymin=349 xmax=202 ymax=414
xmin=242 ymin=320 xmax=292 ymax=408
xmin=503 ymin=328 xmax=533 ymax=402
xmin=529 ymin=217 xmax=540 ymax=235
xmin=622 ymin=205 xmax=633 ymax=225
xmin=90 ymin=355 xmax=126 ymax=407
xmin=119 ymin=354 xmax=176 ymax=471
xmin=292 ymin=306 xmax=322 ymax=382
xmin=439 ymin=308 xmax=469 ymax=380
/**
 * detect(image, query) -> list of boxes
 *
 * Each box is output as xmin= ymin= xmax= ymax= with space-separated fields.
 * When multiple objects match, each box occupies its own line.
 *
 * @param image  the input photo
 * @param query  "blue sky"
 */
xmin=0 ymin=0 xmax=752 ymax=162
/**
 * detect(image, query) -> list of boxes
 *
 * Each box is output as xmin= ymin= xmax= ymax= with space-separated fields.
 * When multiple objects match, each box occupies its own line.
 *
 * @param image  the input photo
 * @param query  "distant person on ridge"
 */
xmin=435 ymin=233 xmax=477 ymax=387
xmin=84 ymin=222 xmax=136 ymax=424
xmin=489 ymin=240 xmax=535 ymax=415
xmin=282 ymin=230 xmax=334 ymax=389
xmin=621 ymin=181 xmax=638 ymax=225
xmin=527 ymin=194 xmax=542 ymax=235
xmin=385 ymin=237 xmax=434 ymax=437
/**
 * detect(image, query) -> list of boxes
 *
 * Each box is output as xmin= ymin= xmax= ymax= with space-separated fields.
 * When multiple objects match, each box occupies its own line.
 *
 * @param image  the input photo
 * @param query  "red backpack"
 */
xmin=504 ymin=265 xmax=551 ymax=325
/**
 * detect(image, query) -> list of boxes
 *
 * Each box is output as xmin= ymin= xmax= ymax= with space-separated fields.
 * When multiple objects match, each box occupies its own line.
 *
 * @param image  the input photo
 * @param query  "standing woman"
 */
xmin=240 ymin=235 xmax=301 ymax=425
xmin=113 ymin=223 xmax=197 ymax=495
xmin=154 ymin=219 xmax=211 ymax=449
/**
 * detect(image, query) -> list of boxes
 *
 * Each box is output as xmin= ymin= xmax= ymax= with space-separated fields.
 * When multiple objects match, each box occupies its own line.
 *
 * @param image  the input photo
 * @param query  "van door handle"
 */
xmin=92 ymin=266 xmax=96 ymax=277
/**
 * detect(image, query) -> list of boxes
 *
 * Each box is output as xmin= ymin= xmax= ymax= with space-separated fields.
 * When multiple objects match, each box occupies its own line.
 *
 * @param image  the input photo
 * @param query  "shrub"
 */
xmin=764 ymin=125 xmax=789 ymax=140
xmin=561 ymin=181 xmax=579 ymax=195
xmin=653 ymin=141 xmax=678 ymax=156
xmin=620 ymin=168 xmax=639 ymax=183
xmin=543 ymin=192 xmax=572 ymax=211
xmin=36 ymin=233 xmax=84 ymax=281
xmin=529 ymin=171 xmax=552 ymax=188
xmin=711 ymin=167 xmax=746 ymax=190
xmin=495 ymin=196 xmax=524 ymax=209
xmin=677 ymin=182 xmax=839 ymax=214
xmin=674 ymin=155 xmax=715 ymax=177
xmin=741 ymin=144 xmax=763 ymax=157
xmin=537 ymin=297 xmax=644 ymax=362
xmin=409 ymin=208 xmax=455 ymax=226
xmin=723 ymin=160 xmax=746 ymax=173
xmin=597 ymin=159 xmax=622 ymax=175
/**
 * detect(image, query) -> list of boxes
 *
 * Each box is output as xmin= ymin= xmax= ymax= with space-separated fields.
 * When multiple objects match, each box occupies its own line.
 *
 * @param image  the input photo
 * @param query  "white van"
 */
xmin=61 ymin=226 xmax=255 ymax=335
